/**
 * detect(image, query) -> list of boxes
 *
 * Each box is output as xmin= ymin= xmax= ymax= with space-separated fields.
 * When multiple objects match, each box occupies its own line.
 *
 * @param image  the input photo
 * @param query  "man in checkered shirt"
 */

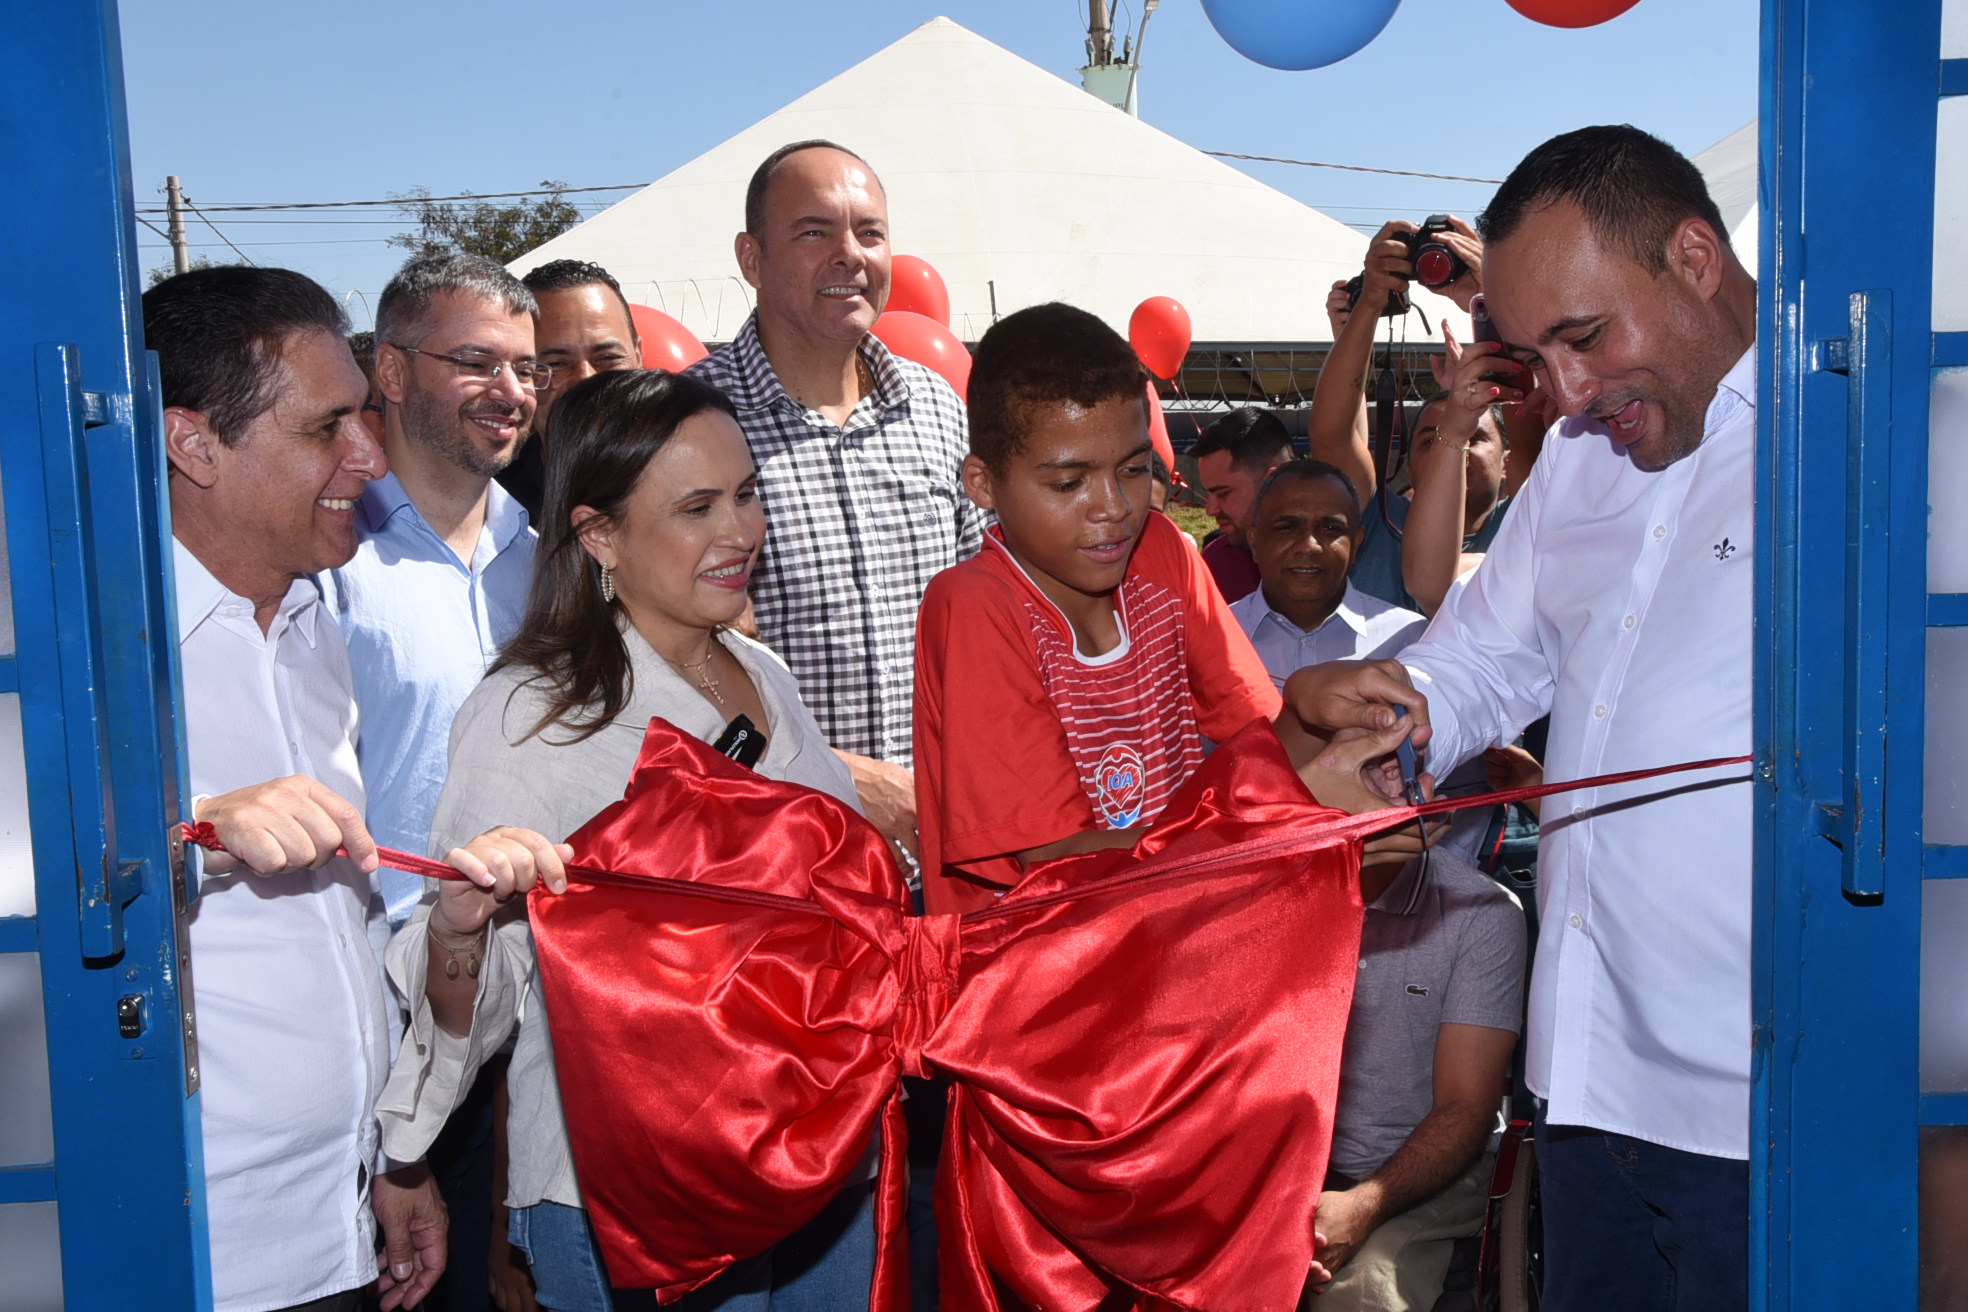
xmin=691 ymin=140 xmax=983 ymax=861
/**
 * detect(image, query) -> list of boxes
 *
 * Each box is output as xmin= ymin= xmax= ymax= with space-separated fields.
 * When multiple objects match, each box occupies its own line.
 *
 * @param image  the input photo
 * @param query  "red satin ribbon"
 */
xmin=179 ymin=739 xmax=1749 ymax=1312
xmin=177 ymin=750 xmax=1752 ymax=886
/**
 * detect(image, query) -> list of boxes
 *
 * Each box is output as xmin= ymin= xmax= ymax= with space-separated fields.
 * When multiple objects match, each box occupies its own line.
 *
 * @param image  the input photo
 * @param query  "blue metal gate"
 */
xmin=0 ymin=0 xmax=207 ymax=1305
xmin=1756 ymin=0 xmax=1968 ymax=1304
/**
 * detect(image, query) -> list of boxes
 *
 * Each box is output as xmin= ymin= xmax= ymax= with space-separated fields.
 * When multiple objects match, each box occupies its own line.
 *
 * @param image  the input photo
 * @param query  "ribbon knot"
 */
xmin=893 ymin=912 xmax=962 ymax=1079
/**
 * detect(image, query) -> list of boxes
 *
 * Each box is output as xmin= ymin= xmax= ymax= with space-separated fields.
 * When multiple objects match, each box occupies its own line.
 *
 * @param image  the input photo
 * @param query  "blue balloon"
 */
xmin=1201 ymin=0 xmax=1403 ymax=71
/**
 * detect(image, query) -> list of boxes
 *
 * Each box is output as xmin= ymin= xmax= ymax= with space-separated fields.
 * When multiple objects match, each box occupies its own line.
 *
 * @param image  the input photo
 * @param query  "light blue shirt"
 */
xmin=1229 ymin=581 xmax=1427 ymax=688
xmin=323 ymin=472 xmax=536 ymax=925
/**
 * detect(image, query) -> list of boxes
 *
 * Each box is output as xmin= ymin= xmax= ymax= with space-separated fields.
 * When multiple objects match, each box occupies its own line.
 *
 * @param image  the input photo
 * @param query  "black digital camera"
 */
xmin=1345 ymin=214 xmax=1470 ymax=318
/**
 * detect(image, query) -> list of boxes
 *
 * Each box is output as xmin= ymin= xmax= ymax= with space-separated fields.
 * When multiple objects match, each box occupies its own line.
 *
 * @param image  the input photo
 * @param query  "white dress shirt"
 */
xmin=1401 ymin=347 xmax=1755 ymax=1160
xmin=1229 ymin=580 xmax=1427 ymax=689
xmin=376 ymin=623 xmax=864 ymax=1209
xmin=175 ymin=540 xmax=392 ymax=1311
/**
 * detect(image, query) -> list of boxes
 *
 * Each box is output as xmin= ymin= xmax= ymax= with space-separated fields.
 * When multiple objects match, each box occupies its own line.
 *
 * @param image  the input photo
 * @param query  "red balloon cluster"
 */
xmin=628 ymin=305 xmax=709 ymax=372
xmin=872 ymin=310 xmax=971 ymax=400
xmin=886 ymin=254 xmax=951 ymax=327
xmin=1503 ymin=0 xmax=1641 ymax=25
xmin=1129 ymin=296 xmax=1192 ymax=380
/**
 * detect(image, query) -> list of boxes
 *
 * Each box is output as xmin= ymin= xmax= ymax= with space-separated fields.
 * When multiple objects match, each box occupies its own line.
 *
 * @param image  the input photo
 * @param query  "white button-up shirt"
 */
xmin=176 ymin=540 xmax=392 ymax=1311
xmin=1401 ymin=347 xmax=1755 ymax=1159
xmin=1229 ymin=580 xmax=1427 ymax=689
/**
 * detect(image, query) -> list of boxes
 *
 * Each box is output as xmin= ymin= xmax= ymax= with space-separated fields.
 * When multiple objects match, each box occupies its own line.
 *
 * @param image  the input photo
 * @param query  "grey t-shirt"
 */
xmin=1329 ymin=847 xmax=1528 ymax=1179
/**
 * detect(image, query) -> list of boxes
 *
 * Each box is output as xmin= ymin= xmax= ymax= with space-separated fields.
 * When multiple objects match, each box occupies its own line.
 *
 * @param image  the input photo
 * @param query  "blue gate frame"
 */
xmin=1755 ymin=0 xmax=1959 ymax=1303
xmin=0 ymin=0 xmax=207 ymax=1304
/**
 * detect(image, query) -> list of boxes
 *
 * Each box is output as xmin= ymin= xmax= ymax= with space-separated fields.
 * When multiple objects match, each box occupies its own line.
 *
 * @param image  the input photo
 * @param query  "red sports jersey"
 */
xmin=915 ymin=511 xmax=1280 ymax=914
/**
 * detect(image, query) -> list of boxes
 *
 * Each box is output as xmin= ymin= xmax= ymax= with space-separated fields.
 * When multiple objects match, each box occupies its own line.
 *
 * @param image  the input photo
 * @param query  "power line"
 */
xmin=132 ymin=182 xmax=643 ymax=215
xmin=1203 ymin=151 xmax=1503 ymax=185
xmin=180 ymin=195 xmax=256 ymax=265
xmin=128 ymin=151 xmax=1492 ymax=218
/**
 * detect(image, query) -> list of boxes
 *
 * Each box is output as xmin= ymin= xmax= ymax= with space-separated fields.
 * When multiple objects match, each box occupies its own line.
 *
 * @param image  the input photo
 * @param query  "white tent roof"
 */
xmin=1694 ymin=119 xmax=1760 ymax=254
xmin=511 ymin=16 xmax=1464 ymax=346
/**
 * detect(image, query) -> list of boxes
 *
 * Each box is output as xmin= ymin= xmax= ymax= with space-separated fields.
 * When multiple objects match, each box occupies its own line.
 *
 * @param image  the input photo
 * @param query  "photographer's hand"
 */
xmin=1325 ymin=279 xmax=1353 ymax=340
xmin=1362 ymin=219 xmax=1419 ymax=308
xmin=1433 ymin=215 xmax=1485 ymax=311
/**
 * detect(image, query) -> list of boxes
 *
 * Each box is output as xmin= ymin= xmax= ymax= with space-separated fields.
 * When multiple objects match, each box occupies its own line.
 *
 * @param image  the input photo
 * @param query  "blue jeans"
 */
xmin=1534 ymin=1112 xmax=1748 ymax=1312
xmin=510 ymin=1181 xmax=878 ymax=1312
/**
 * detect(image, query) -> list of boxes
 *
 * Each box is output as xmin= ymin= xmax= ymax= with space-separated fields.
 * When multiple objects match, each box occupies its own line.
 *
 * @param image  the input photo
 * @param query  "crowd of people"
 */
xmin=150 ymin=120 xmax=1756 ymax=1312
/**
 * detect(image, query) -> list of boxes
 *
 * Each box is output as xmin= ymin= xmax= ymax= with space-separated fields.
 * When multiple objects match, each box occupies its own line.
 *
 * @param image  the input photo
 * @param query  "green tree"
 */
xmin=388 ymin=181 xmax=581 ymax=265
xmin=146 ymin=253 xmax=236 ymax=287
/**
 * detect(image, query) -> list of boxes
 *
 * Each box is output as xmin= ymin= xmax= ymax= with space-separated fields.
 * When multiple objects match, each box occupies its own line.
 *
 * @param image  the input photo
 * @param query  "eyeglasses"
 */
xmin=389 ymin=343 xmax=553 ymax=392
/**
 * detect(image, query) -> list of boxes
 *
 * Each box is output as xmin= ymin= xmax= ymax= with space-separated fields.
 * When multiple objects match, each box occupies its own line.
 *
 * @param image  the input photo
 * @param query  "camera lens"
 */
xmin=1415 ymin=247 xmax=1456 ymax=287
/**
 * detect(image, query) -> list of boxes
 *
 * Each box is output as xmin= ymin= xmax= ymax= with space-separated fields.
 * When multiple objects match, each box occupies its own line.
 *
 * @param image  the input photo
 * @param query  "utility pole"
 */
xmin=1080 ymin=0 xmax=1156 ymax=117
xmin=1087 ymin=0 xmax=1113 ymax=65
xmin=165 ymin=175 xmax=189 ymax=275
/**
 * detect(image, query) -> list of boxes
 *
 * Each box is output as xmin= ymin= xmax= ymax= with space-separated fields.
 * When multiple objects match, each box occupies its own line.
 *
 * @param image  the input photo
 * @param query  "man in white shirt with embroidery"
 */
xmin=146 ymin=267 xmax=564 ymax=1312
xmin=1284 ymin=126 xmax=1758 ymax=1310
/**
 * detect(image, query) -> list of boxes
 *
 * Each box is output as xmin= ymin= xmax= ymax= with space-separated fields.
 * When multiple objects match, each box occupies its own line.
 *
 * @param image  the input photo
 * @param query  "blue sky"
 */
xmin=117 ymin=0 xmax=1758 ymax=328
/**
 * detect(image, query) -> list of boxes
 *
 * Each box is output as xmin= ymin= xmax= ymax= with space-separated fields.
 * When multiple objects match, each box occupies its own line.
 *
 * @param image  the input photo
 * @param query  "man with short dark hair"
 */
xmin=1287 ymin=124 xmax=1759 ymax=1309
xmin=497 ymin=259 xmax=644 ymax=522
xmin=329 ymin=253 xmax=540 ymax=928
xmin=1230 ymin=460 xmax=1425 ymax=685
xmin=689 ymin=139 xmax=982 ymax=861
xmin=146 ymin=265 xmax=558 ymax=1312
xmin=1190 ymin=406 xmax=1295 ymax=603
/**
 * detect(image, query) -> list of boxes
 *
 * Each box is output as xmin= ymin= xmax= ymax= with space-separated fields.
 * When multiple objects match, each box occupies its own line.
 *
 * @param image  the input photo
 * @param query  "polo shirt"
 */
xmin=1329 ymin=846 xmax=1527 ymax=1179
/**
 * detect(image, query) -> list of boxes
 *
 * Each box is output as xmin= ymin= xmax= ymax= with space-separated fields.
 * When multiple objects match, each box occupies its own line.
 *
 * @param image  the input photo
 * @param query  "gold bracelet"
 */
xmin=428 ymin=920 xmax=486 ymax=981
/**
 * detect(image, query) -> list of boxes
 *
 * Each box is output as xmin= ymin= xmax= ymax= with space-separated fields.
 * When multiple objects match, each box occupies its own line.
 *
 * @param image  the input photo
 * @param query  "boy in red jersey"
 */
xmin=915 ymin=302 xmax=1414 ymax=914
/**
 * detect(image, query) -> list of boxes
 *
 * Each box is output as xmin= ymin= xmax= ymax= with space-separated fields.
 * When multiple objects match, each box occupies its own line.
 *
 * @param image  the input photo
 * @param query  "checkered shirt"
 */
xmin=690 ymin=314 xmax=982 ymax=766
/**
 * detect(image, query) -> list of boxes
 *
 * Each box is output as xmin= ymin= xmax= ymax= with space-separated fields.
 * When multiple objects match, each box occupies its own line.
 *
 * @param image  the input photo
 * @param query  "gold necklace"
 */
xmin=668 ymin=649 xmax=725 ymax=706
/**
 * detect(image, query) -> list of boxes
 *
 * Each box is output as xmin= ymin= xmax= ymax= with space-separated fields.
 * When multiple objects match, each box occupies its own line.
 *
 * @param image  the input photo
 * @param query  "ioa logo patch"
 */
xmin=1094 ymin=745 xmax=1149 ymax=828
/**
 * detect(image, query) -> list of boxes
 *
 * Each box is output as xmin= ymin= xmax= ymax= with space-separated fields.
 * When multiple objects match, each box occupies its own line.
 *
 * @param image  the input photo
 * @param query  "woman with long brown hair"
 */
xmin=376 ymin=369 xmax=876 ymax=1312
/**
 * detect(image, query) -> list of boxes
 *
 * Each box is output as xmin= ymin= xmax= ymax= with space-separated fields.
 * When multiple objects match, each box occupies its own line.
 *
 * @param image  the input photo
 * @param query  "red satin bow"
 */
xmin=529 ymin=719 xmax=1370 ymax=1312
xmin=178 ymin=734 xmax=1749 ymax=1312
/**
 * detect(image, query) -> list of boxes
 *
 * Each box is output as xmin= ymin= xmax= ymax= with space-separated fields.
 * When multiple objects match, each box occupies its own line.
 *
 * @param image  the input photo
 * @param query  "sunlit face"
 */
xmin=1409 ymin=399 xmax=1507 ymax=523
xmin=197 ymin=329 xmax=384 ymax=582
xmin=577 ymin=410 xmax=764 ymax=641
xmin=534 ymin=284 xmax=640 ymax=435
xmin=1247 ymin=474 xmax=1362 ymax=622
xmin=963 ymin=394 xmax=1153 ymax=613
xmin=1483 ymin=199 xmax=1738 ymax=473
xmin=1196 ymin=450 xmax=1268 ymax=548
xmin=387 ymin=289 xmax=538 ymax=476
xmin=737 ymin=148 xmax=891 ymax=350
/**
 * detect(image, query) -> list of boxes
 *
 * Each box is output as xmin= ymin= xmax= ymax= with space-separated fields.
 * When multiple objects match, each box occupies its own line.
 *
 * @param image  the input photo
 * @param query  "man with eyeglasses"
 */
xmin=322 ymin=252 xmax=544 ymax=1309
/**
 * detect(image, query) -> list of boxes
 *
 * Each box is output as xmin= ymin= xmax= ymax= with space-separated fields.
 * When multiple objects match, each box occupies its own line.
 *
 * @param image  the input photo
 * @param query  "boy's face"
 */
xmin=963 ymin=393 xmax=1153 ymax=611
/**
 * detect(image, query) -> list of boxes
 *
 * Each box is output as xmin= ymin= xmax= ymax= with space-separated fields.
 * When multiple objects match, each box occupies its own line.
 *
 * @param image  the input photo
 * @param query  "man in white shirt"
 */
xmin=146 ymin=267 xmax=565 ymax=1312
xmin=1282 ymin=126 xmax=1759 ymax=1310
xmin=1229 ymin=459 xmax=1426 ymax=686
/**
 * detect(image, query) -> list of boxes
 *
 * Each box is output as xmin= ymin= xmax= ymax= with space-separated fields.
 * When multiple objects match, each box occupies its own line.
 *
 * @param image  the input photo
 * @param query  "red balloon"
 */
xmin=871 ymin=311 xmax=971 ymax=400
xmin=1129 ymin=296 xmax=1192 ymax=380
xmin=1503 ymin=0 xmax=1642 ymax=26
xmin=1144 ymin=381 xmax=1174 ymax=472
xmin=886 ymin=255 xmax=952 ymax=327
xmin=628 ymin=304 xmax=709 ymax=372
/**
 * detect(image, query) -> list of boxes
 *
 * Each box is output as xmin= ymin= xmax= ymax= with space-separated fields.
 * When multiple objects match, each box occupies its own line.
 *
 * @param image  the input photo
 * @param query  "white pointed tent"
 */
xmin=1695 ymin=119 xmax=1761 ymax=254
xmin=510 ymin=16 xmax=1465 ymax=347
